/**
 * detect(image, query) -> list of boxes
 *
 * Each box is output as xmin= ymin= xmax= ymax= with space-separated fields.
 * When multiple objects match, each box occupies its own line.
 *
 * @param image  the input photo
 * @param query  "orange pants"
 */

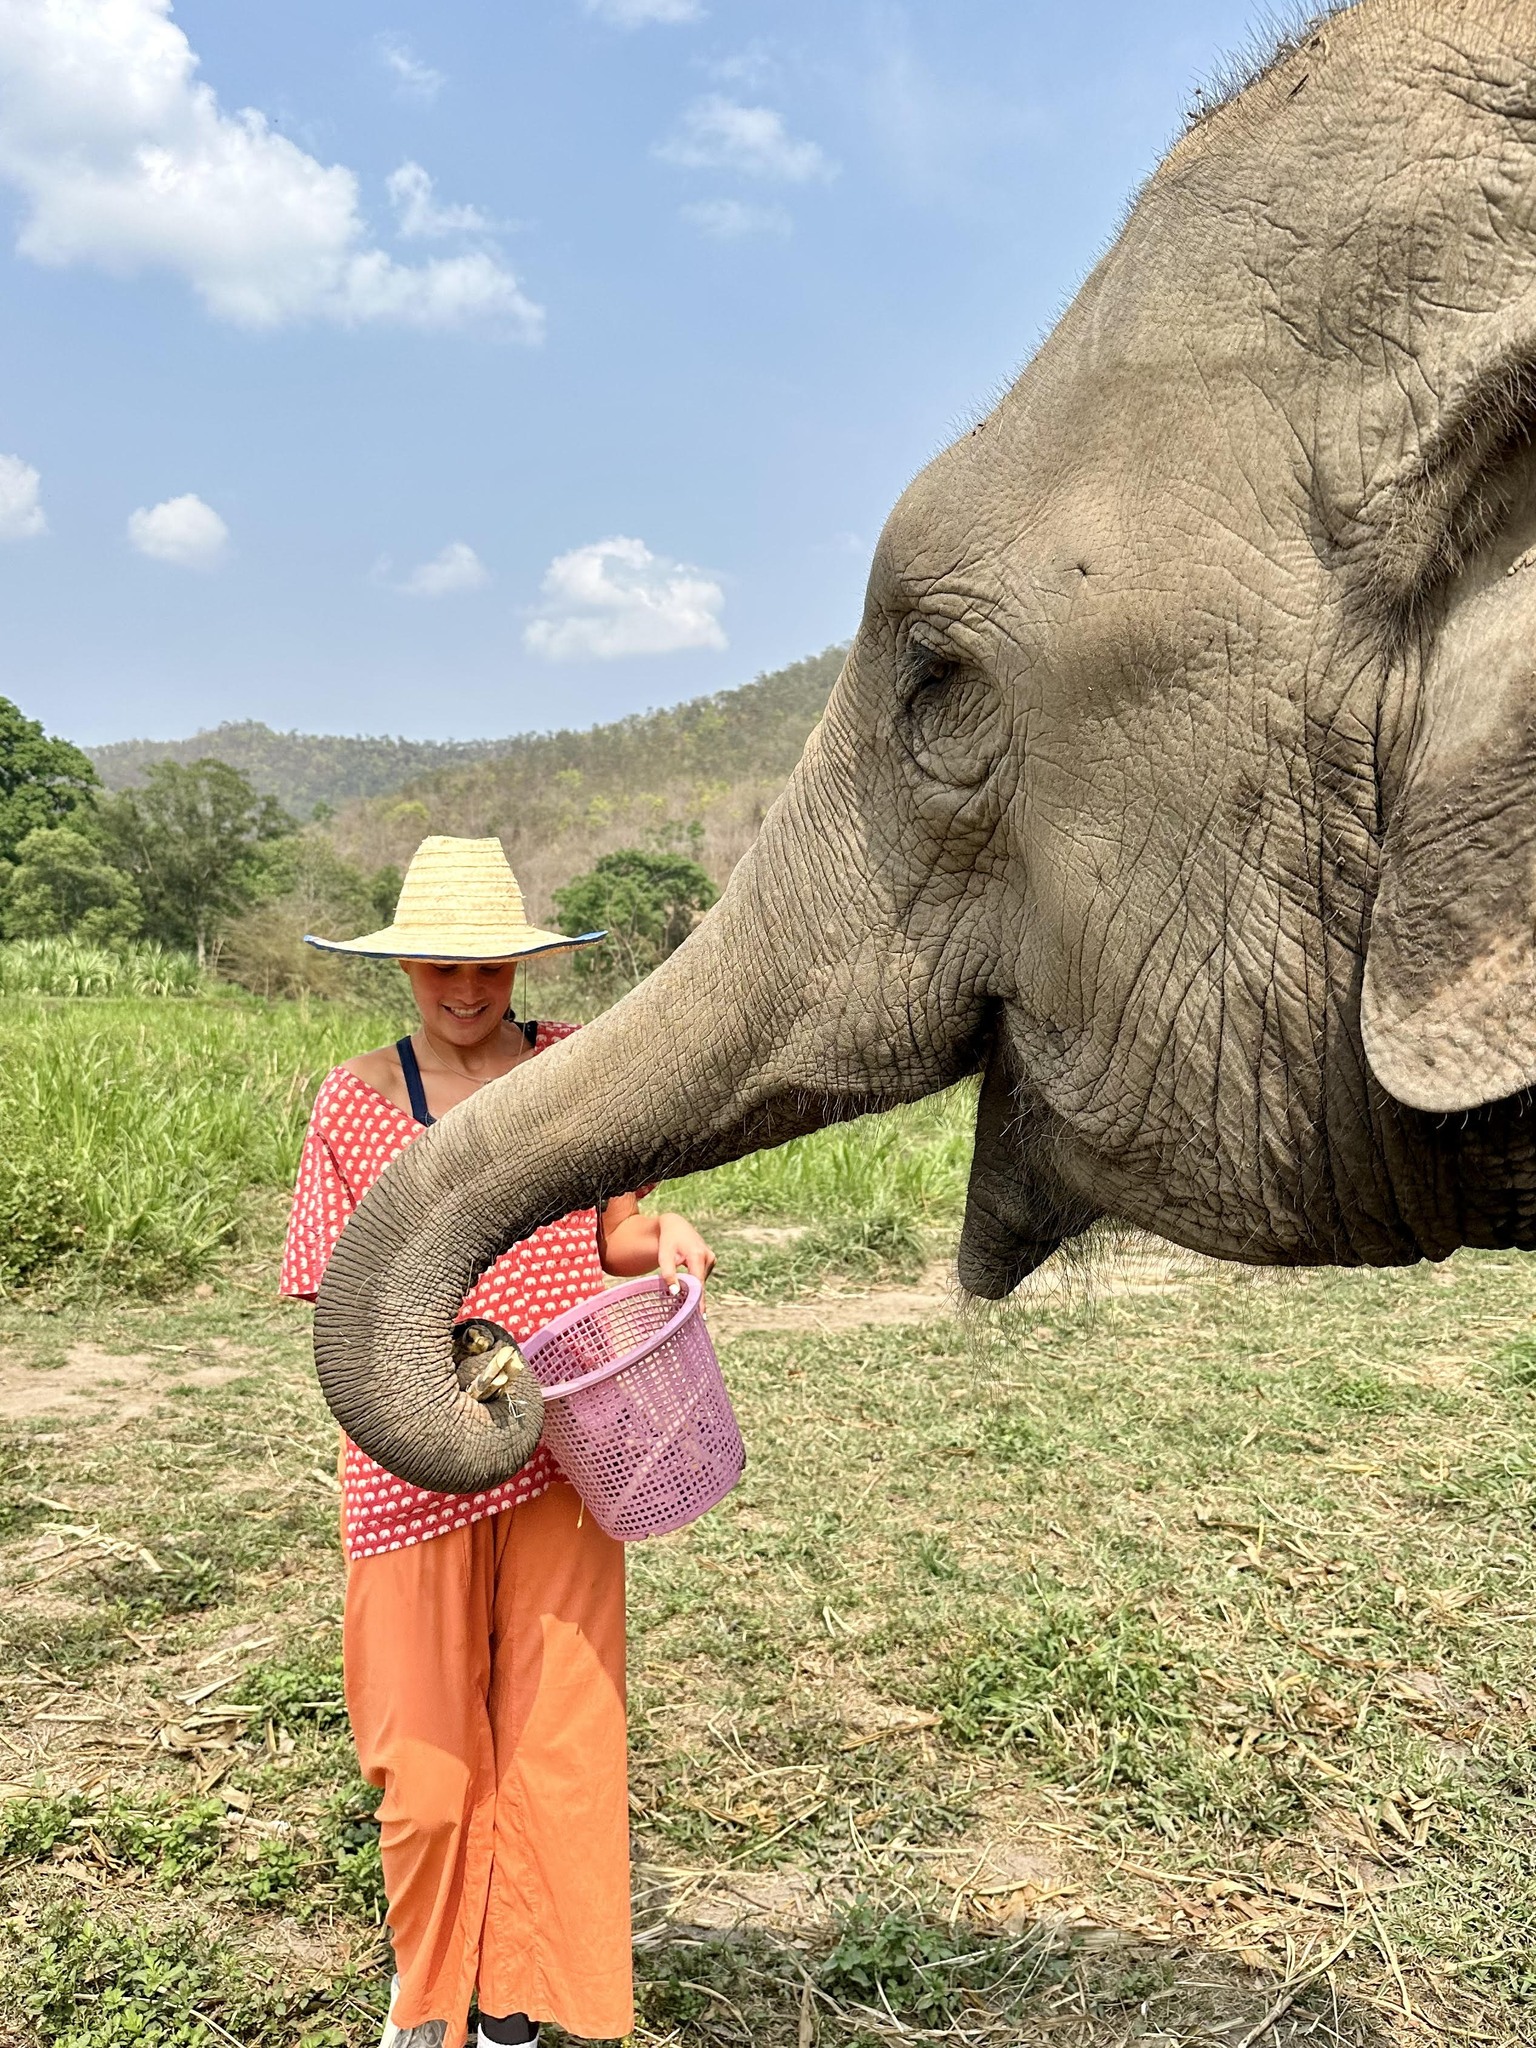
xmin=343 ymin=1485 xmax=632 ymax=2045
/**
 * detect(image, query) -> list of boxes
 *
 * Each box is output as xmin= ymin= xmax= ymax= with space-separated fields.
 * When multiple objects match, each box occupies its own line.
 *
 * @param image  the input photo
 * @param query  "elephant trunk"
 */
xmin=313 ymin=715 xmax=984 ymax=1493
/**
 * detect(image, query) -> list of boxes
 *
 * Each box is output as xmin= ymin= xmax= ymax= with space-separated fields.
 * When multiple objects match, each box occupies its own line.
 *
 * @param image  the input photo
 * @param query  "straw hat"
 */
xmin=304 ymin=836 xmax=604 ymax=962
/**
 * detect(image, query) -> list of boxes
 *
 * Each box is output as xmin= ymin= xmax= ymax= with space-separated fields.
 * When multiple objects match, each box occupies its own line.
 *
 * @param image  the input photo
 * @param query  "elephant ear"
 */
xmin=1362 ymin=566 xmax=1536 ymax=1112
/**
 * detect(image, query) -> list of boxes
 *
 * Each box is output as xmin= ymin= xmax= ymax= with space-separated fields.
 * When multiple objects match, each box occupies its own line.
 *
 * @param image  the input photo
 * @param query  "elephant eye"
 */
xmin=899 ymin=631 xmax=962 ymax=707
xmin=897 ymin=628 xmax=1000 ymax=789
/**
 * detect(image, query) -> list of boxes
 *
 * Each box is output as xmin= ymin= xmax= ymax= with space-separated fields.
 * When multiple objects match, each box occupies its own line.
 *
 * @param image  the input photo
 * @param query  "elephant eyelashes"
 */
xmin=897 ymin=630 xmax=967 ymax=718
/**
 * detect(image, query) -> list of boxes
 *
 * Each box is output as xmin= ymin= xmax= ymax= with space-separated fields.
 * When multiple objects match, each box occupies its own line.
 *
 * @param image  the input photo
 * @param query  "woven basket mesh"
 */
xmin=521 ymin=1278 xmax=744 ymax=1541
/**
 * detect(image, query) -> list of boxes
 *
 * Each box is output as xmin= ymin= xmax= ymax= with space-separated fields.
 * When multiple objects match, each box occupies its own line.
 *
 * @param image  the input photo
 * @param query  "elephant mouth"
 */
xmin=957 ymin=1033 xmax=1099 ymax=1298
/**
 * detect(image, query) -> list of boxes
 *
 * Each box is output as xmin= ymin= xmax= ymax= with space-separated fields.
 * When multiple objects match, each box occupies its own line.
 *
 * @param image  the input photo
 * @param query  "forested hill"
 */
xmin=88 ymin=722 xmax=507 ymax=817
xmin=328 ymin=645 xmax=845 ymax=916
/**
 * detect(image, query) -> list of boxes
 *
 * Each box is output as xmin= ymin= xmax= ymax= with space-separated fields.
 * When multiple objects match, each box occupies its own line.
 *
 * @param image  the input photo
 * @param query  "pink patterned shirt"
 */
xmin=281 ymin=1021 xmax=611 ymax=1561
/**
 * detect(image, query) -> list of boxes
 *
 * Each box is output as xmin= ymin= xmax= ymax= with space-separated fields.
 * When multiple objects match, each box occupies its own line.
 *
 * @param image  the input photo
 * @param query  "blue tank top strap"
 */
xmin=395 ymin=1036 xmax=434 ymax=1127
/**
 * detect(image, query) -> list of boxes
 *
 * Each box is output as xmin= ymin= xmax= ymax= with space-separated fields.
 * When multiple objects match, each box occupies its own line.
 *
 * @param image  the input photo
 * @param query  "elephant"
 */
xmin=316 ymin=0 xmax=1536 ymax=1495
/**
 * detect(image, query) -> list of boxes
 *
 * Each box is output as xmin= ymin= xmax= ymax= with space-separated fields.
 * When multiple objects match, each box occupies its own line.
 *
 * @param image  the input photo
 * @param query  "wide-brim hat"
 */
xmin=304 ymin=835 xmax=605 ymax=963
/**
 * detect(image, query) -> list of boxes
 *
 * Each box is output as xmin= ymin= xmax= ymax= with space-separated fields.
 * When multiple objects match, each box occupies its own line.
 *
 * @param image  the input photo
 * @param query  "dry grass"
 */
xmin=0 ymin=1239 xmax=1532 ymax=2045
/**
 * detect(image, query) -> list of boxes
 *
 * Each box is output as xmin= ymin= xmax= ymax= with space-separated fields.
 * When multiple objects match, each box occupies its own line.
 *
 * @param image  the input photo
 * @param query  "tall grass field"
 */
xmin=0 ymin=996 xmax=405 ymax=1293
xmin=0 ymin=984 xmax=971 ymax=1296
xmin=0 ymin=937 xmax=209 ymax=1000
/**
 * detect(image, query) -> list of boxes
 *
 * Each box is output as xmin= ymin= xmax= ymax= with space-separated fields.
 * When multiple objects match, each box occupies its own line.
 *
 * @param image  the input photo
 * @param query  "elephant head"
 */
xmin=317 ymin=0 xmax=1536 ymax=1492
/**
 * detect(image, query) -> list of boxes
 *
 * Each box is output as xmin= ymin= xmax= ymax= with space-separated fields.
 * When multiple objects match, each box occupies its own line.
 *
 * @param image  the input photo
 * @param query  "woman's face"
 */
xmin=401 ymin=960 xmax=518 ymax=1046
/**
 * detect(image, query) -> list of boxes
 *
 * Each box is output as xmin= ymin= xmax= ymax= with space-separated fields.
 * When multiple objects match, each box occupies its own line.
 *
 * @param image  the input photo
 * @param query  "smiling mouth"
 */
xmin=443 ymin=1002 xmax=490 ymax=1019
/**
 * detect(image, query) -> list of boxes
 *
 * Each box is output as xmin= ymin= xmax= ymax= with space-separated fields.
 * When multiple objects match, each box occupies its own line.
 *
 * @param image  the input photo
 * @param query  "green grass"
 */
xmin=665 ymin=1085 xmax=974 ymax=1228
xmin=0 ymin=985 xmax=1533 ymax=2042
xmin=0 ymin=938 xmax=210 ymax=1000
xmin=0 ymin=1247 xmax=1532 ymax=2042
xmin=0 ymin=987 xmax=970 ymax=1298
xmin=703 ymin=1212 xmax=931 ymax=1297
xmin=0 ymin=993 xmax=405 ymax=1293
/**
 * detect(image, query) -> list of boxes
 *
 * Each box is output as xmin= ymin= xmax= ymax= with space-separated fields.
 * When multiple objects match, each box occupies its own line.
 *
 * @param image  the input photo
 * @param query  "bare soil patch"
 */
xmin=0 ymin=1345 xmax=250 ymax=1422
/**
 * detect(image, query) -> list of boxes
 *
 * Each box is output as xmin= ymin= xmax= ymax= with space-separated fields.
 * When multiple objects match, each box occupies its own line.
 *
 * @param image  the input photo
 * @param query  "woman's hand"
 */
xmin=657 ymin=1212 xmax=716 ymax=1292
xmin=598 ymin=1203 xmax=716 ymax=1288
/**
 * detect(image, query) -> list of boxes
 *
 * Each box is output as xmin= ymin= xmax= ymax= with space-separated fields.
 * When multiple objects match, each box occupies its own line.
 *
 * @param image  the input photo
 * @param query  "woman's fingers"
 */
xmin=657 ymin=1216 xmax=715 ymax=1294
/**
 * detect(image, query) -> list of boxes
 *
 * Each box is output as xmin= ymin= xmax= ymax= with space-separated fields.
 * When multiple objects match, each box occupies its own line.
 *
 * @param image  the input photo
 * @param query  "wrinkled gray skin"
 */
xmin=317 ymin=0 xmax=1536 ymax=1494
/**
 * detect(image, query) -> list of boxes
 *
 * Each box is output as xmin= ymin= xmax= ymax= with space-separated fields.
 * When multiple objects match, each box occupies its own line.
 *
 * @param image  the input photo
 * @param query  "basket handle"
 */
xmin=537 ymin=1274 xmax=702 ymax=1402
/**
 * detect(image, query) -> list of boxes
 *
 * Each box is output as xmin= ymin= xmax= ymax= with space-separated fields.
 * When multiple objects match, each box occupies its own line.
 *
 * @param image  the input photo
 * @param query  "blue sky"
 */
xmin=0 ymin=0 xmax=1267 ymax=746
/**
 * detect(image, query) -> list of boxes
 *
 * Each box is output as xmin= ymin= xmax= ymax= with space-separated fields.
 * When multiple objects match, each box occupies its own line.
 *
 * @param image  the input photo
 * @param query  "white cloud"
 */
xmin=681 ymin=198 xmax=790 ymax=239
xmin=706 ymin=42 xmax=778 ymax=91
xmin=387 ymin=162 xmax=493 ymax=240
xmin=657 ymin=96 xmax=834 ymax=182
xmin=0 ymin=453 xmax=45 ymax=540
xmin=583 ymin=0 xmax=703 ymax=24
xmin=375 ymin=33 xmax=445 ymax=102
xmin=0 ymin=0 xmax=541 ymax=337
xmin=127 ymin=493 xmax=228 ymax=569
xmin=396 ymin=541 xmax=490 ymax=598
xmin=525 ymin=536 xmax=725 ymax=661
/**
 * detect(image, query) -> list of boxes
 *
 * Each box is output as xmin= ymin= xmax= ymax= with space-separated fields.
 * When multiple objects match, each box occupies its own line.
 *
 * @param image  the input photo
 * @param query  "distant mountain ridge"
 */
xmin=327 ymin=646 xmax=846 ymax=917
xmin=88 ymin=648 xmax=848 ymax=920
xmin=88 ymin=721 xmax=507 ymax=817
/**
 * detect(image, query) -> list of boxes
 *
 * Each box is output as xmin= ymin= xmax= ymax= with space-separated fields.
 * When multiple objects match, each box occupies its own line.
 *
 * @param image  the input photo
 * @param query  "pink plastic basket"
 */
xmin=520 ymin=1275 xmax=744 ymax=1541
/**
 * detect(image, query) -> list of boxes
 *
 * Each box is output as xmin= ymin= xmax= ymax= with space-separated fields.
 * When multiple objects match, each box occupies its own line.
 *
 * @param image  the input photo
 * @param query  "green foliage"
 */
xmin=554 ymin=844 xmax=718 ymax=987
xmin=3 ymin=1902 xmax=221 ymax=2047
xmin=218 ymin=834 xmax=403 ymax=1000
xmin=328 ymin=1790 xmax=386 ymax=1920
xmin=819 ymin=1903 xmax=1053 ymax=2023
xmin=93 ymin=653 xmax=843 ymax=842
xmin=1497 ymin=1332 xmax=1536 ymax=1388
xmin=0 ymin=1892 xmax=394 ymax=2046
xmin=0 ymin=994 xmax=402 ymax=1292
xmin=234 ymin=1651 xmax=347 ymax=1730
xmin=0 ymin=937 xmax=206 ymax=997
xmin=0 ymin=1611 xmax=129 ymax=1679
xmin=937 ymin=1601 xmax=1196 ymax=1790
xmin=91 ymin=1547 xmax=229 ymax=1621
xmin=0 ymin=1439 xmax=44 ymax=1539
xmin=327 ymin=647 xmax=846 ymax=917
xmin=975 ymin=1406 xmax=1053 ymax=1467
xmin=635 ymin=1929 xmax=797 ymax=2033
xmin=0 ymin=989 xmax=955 ymax=1295
xmin=0 ymin=1791 xmax=90 ymax=1859
xmin=0 ymin=696 xmax=97 ymax=862
xmin=102 ymin=1798 xmax=225 ymax=1880
xmin=364 ymin=645 xmax=840 ymax=830
xmin=1 ymin=826 xmax=143 ymax=944
xmin=237 ymin=1836 xmax=312 ymax=1907
xmin=93 ymin=760 xmax=295 ymax=963
xmin=1296 ymin=1361 xmax=1398 ymax=1413
xmin=716 ymin=1213 xmax=926 ymax=1298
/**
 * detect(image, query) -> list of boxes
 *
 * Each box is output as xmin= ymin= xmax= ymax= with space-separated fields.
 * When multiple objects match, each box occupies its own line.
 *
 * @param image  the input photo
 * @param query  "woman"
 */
xmin=282 ymin=836 xmax=715 ymax=2048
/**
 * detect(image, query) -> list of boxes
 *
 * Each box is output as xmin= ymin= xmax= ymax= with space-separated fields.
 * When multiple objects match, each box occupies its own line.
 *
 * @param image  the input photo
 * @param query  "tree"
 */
xmin=553 ymin=847 xmax=718 ymax=991
xmin=219 ymin=835 xmax=403 ymax=1000
xmin=0 ymin=697 xmax=98 ymax=862
xmin=0 ymin=826 xmax=143 ymax=946
xmin=93 ymin=759 xmax=295 ymax=965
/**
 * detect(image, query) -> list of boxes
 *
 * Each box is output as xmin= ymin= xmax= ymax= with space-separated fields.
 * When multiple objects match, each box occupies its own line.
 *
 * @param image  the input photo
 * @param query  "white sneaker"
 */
xmin=379 ymin=1977 xmax=448 ymax=2048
